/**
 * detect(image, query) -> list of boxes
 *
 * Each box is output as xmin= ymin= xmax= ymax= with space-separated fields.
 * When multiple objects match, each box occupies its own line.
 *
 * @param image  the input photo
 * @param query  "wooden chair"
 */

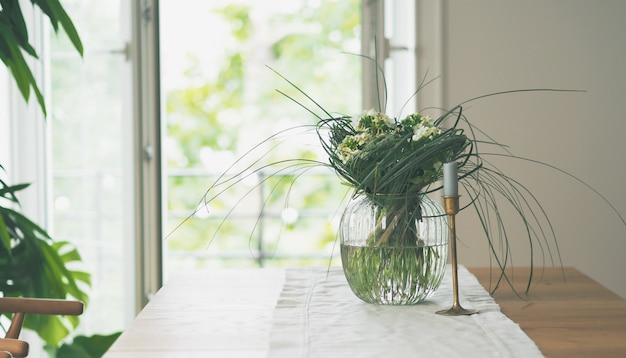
xmin=0 ymin=297 xmax=84 ymax=358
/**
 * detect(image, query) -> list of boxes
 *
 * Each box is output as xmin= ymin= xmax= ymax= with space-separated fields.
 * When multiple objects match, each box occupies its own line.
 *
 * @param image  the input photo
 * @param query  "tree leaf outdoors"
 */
xmin=165 ymin=0 xmax=360 ymax=264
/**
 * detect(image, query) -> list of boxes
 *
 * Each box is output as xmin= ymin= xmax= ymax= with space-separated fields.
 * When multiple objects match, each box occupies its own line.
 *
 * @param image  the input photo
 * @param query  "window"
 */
xmin=6 ymin=0 xmax=417 ymax=341
xmin=160 ymin=0 xmax=360 ymax=273
xmin=160 ymin=0 xmax=417 ymax=275
xmin=48 ymin=0 xmax=136 ymax=335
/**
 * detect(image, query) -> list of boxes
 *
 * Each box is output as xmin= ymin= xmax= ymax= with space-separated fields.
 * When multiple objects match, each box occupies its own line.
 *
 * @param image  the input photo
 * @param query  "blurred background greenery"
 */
xmin=161 ymin=0 xmax=361 ymax=271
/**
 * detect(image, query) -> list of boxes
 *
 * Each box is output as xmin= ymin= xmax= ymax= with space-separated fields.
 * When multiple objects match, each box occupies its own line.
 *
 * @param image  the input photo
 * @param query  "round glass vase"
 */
xmin=339 ymin=194 xmax=449 ymax=305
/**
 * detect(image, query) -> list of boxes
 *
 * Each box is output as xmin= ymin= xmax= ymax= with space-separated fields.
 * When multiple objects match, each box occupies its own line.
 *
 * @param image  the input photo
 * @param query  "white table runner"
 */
xmin=268 ymin=266 xmax=542 ymax=358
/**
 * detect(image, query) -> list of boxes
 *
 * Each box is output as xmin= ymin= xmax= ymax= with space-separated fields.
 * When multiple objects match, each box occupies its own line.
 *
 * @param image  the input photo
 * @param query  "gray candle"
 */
xmin=443 ymin=162 xmax=458 ymax=197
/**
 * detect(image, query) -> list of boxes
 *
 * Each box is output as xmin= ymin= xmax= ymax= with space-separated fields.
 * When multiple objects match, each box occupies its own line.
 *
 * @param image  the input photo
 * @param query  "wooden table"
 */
xmin=472 ymin=267 xmax=626 ymax=357
xmin=104 ymin=267 xmax=626 ymax=357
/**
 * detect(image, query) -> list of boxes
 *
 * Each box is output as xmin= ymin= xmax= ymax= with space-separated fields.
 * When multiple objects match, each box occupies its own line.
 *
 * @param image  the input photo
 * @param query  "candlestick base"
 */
xmin=436 ymin=303 xmax=478 ymax=316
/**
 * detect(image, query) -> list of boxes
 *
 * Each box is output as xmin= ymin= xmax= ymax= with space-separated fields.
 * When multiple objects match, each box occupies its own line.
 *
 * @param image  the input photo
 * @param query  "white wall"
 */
xmin=418 ymin=0 xmax=626 ymax=298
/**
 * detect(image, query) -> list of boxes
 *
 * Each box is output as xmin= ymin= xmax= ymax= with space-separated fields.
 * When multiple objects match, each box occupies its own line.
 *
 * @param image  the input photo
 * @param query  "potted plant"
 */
xmin=1 ymin=0 xmax=89 ymax=349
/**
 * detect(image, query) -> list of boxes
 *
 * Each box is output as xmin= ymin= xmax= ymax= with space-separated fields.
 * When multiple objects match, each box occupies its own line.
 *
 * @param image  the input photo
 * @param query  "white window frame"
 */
xmin=132 ymin=0 xmax=163 ymax=309
xmin=362 ymin=0 xmax=423 ymax=115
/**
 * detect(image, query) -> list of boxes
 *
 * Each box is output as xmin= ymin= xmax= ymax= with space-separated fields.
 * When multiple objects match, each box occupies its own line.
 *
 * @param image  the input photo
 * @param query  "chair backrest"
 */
xmin=0 ymin=297 xmax=84 ymax=357
xmin=0 ymin=338 xmax=27 ymax=357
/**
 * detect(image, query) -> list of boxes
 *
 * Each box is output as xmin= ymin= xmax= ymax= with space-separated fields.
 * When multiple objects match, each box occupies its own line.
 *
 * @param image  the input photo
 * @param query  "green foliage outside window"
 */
xmin=164 ymin=0 xmax=361 ymax=268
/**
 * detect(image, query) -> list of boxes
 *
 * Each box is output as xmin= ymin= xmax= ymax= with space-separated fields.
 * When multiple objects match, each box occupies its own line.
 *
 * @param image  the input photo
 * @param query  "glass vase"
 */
xmin=339 ymin=194 xmax=448 ymax=304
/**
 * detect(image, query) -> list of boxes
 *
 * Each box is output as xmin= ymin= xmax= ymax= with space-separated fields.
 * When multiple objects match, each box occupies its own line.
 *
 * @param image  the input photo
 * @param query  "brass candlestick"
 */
xmin=436 ymin=196 xmax=477 ymax=316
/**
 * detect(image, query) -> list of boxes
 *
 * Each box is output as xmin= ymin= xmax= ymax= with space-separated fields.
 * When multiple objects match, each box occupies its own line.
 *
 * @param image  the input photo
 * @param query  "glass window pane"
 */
xmin=49 ymin=0 xmax=135 ymax=335
xmin=160 ymin=0 xmax=361 ymax=274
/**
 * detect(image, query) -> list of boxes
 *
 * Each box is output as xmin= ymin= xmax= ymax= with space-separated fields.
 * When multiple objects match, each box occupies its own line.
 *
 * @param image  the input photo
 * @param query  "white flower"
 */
xmin=337 ymin=132 xmax=371 ymax=163
xmin=355 ymin=109 xmax=395 ymax=132
xmin=420 ymin=115 xmax=434 ymax=126
xmin=337 ymin=143 xmax=359 ymax=163
xmin=411 ymin=124 xmax=441 ymax=142
xmin=355 ymin=132 xmax=371 ymax=146
xmin=376 ymin=112 xmax=395 ymax=128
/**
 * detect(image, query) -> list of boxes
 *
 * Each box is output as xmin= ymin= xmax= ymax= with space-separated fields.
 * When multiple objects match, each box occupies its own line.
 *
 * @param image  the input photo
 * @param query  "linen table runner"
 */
xmin=268 ymin=266 xmax=542 ymax=357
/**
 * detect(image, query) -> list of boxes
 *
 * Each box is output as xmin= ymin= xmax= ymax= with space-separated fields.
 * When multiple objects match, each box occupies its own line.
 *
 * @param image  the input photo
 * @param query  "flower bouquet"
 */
xmin=319 ymin=109 xmax=469 ymax=304
xmin=184 ymin=64 xmax=625 ymax=305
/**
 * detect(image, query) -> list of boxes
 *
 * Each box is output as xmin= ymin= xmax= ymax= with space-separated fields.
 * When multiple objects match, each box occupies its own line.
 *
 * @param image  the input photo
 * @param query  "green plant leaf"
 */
xmin=0 ymin=203 xmax=90 ymax=347
xmin=30 ymin=0 xmax=59 ymax=31
xmin=27 ymin=310 xmax=72 ymax=349
xmin=49 ymin=241 xmax=91 ymax=300
xmin=1 ymin=0 xmax=82 ymax=115
xmin=1 ymin=0 xmax=38 ymax=57
xmin=33 ymin=0 xmax=84 ymax=55
xmin=0 ymin=20 xmax=47 ymax=115
xmin=1 ymin=26 xmax=30 ymax=95
xmin=67 ymin=270 xmax=91 ymax=285
xmin=40 ymin=242 xmax=89 ymax=303
xmin=49 ymin=0 xmax=83 ymax=55
xmin=53 ymin=332 xmax=122 ymax=358
xmin=0 ymin=182 xmax=30 ymax=201
xmin=0 ymin=213 xmax=11 ymax=256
